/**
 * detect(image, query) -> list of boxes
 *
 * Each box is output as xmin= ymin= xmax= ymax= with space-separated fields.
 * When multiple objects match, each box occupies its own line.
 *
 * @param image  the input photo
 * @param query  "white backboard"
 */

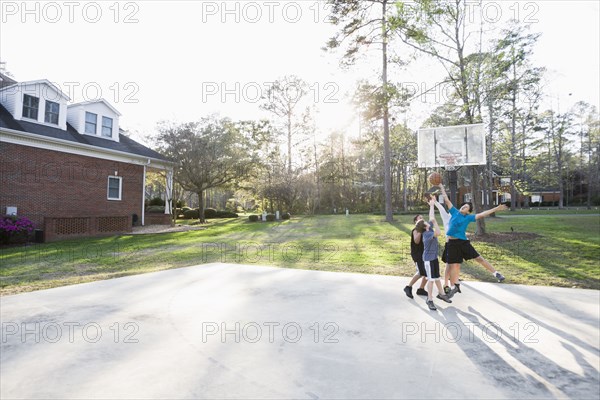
xmin=417 ymin=123 xmax=486 ymax=169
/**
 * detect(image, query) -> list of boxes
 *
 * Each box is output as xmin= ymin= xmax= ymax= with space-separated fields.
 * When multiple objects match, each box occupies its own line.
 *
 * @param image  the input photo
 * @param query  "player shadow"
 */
xmin=466 ymin=306 xmax=599 ymax=395
xmin=466 ymin=284 xmax=600 ymax=355
xmin=425 ymin=304 xmax=554 ymax=398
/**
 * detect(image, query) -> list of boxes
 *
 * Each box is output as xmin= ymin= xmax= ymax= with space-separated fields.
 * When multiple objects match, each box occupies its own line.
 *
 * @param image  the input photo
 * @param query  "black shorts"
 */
xmin=414 ymin=260 xmax=427 ymax=277
xmin=443 ymin=239 xmax=480 ymax=264
xmin=424 ymin=258 xmax=441 ymax=280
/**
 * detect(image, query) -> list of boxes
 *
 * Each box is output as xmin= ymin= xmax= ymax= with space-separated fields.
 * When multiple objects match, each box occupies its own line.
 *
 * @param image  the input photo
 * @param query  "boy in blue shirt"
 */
xmin=438 ymin=183 xmax=509 ymax=298
xmin=414 ymin=198 xmax=452 ymax=310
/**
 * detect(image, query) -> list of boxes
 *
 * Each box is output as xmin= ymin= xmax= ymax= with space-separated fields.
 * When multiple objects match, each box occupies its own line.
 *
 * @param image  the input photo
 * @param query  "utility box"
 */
xmin=34 ymin=229 xmax=45 ymax=243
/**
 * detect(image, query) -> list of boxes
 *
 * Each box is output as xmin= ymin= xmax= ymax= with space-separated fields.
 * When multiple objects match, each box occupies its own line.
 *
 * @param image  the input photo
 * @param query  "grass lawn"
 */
xmin=1 ymin=213 xmax=598 ymax=295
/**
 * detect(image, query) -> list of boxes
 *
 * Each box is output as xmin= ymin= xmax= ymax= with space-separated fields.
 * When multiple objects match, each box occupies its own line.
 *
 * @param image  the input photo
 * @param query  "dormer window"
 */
xmin=45 ymin=101 xmax=60 ymax=124
xmin=22 ymin=94 xmax=39 ymax=120
xmin=101 ymin=116 xmax=113 ymax=137
xmin=66 ymin=99 xmax=121 ymax=141
xmin=85 ymin=112 xmax=97 ymax=134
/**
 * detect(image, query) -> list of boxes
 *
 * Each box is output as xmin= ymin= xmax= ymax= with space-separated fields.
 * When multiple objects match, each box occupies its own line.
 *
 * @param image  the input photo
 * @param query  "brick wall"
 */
xmin=144 ymin=213 xmax=173 ymax=225
xmin=0 ymin=142 xmax=144 ymax=236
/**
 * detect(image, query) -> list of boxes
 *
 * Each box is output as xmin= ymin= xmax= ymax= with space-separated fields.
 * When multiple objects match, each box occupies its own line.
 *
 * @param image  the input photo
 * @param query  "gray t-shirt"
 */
xmin=422 ymin=221 xmax=439 ymax=262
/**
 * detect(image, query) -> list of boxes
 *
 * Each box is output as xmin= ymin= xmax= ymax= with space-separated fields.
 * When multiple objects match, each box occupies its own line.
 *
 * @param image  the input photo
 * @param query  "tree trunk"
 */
xmin=487 ymin=101 xmax=495 ymax=206
xmin=314 ymin=135 xmax=321 ymax=214
xmin=287 ymin=113 xmax=292 ymax=174
xmin=402 ymin=164 xmax=408 ymax=211
xmin=396 ymin=162 xmax=401 ymax=210
xmin=558 ymin=160 xmax=565 ymax=209
xmin=587 ymin=138 xmax=593 ymax=209
xmin=382 ymin=0 xmax=393 ymax=222
xmin=198 ymin=191 xmax=205 ymax=223
xmin=471 ymin=166 xmax=486 ymax=235
xmin=510 ymin=62 xmax=518 ymax=211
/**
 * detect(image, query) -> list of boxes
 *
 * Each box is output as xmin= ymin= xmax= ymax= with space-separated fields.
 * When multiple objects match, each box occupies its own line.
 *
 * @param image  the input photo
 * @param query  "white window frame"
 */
xmin=85 ymin=112 xmax=97 ymax=134
xmin=101 ymin=116 xmax=113 ymax=137
xmin=45 ymin=100 xmax=60 ymax=125
xmin=22 ymin=94 xmax=40 ymax=120
xmin=107 ymin=176 xmax=122 ymax=201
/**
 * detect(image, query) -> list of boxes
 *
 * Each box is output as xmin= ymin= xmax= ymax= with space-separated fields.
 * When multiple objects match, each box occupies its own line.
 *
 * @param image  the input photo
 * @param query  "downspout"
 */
xmin=142 ymin=160 xmax=149 ymax=226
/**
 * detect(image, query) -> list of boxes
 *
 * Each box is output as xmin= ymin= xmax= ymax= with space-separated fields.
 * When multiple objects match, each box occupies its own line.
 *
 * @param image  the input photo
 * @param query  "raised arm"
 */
xmin=428 ymin=199 xmax=441 ymax=237
xmin=428 ymin=198 xmax=435 ymax=222
xmin=475 ymin=204 xmax=509 ymax=220
xmin=438 ymin=183 xmax=453 ymax=210
xmin=434 ymin=200 xmax=449 ymax=224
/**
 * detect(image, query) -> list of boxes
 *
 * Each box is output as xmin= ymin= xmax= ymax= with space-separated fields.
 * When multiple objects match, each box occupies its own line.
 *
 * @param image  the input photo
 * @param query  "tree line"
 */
xmin=152 ymin=1 xmax=599 ymax=228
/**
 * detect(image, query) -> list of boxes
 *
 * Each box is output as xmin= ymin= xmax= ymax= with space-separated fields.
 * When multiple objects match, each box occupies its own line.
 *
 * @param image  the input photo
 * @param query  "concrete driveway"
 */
xmin=1 ymin=263 xmax=598 ymax=399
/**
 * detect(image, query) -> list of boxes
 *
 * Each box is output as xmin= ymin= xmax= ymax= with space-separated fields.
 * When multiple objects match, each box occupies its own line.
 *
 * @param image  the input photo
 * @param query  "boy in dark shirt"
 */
xmin=403 ymin=214 xmax=429 ymax=299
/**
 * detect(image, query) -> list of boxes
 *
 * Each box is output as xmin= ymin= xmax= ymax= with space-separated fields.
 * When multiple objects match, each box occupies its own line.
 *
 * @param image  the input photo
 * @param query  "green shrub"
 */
xmin=266 ymin=214 xmax=276 ymax=222
xmin=177 ymin=207 xmax=191 ymax=217
xmin=183 ymin=209 xmax=200 ymax=219
xmin=249 ymin=215 xmax=259 ymax=222
xmin=146 ymin=205 xmax=165 ymax=213
xmin=148 ymin=197 xmax=165 ymax=206
xmin=216 ymin=211 xmax=238 ymax=218
xmin=281 ymin=212 xmax=291 ymax=220
xmin=204 ymin=208 xmax=218 ymax=219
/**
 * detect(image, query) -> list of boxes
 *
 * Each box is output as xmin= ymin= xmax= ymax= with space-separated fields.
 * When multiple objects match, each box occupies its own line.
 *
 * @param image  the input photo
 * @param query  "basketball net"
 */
xmin=438 ymin=153 xmax=462 ymax=171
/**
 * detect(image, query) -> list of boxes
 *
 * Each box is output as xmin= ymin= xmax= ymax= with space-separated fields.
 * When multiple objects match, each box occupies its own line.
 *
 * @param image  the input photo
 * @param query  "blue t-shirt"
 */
xmin=446 ymin=207 xmax=476 ymax=240
xmin=422 ymin=221 xmax=438 ymax=262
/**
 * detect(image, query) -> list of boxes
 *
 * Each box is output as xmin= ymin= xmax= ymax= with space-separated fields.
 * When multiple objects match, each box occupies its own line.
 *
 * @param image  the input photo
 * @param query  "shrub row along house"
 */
xmin=0 ymin=73 xmax=173 ymax=242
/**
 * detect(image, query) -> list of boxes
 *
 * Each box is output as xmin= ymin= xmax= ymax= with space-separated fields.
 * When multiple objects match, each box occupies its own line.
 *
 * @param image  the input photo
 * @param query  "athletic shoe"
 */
xmin=495 ymin=272 xmax=505 ymax=282
xmin=416 ymin=288 xmax=428 ymax=296
xmin=447 ymin=286 xmax=460 ymax=299
xmin=455 ymin=283 xmax=461 ymax=293
xmin=426 ymin=300 xmax=437 ymax=311
xmin=437 ymin=294 xmax=452 ymax=303
xmin=404 ymin=286 xmax=414 ymax=299
xmin=444 ymin=286 xmax=451 ymax=294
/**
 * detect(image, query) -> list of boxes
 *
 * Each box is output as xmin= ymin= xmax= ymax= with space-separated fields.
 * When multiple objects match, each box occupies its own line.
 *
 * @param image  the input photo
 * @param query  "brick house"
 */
xmin=458 ymin=173 xmax=560 ymax=206
xmin=0 ymin=75 xmax=173 ymax=242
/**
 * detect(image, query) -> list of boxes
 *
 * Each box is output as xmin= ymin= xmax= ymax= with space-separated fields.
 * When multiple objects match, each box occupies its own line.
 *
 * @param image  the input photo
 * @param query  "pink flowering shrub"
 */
xmin=0 ymin=215 xmax=35 ymax=244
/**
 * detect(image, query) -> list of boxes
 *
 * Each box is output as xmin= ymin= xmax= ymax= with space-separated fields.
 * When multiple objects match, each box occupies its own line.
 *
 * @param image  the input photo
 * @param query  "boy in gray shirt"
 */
xmin=415 ymin=199 xmax=452 ymax=310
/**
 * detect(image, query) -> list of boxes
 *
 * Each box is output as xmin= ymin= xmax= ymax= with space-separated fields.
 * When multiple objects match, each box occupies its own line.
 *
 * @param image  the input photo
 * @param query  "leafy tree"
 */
xmin=155 ymin=117 xmax=263 ymax=223
xmin=260 ymin=76 xmax=308 ymax=174
xmin=390 ymin=123 xmax=417 ymax=211
xmin=492 ymin=22 xmax=544 ymax=210
xmin=326 ymin=0 xmax=401 ymax=222
xmin=571 ymin=102 xmax=600 ymax=208
xmin=391 ymin=0 xmax=493 ymax=234
xmin=534 ymin=110 xmax=573 ymax=208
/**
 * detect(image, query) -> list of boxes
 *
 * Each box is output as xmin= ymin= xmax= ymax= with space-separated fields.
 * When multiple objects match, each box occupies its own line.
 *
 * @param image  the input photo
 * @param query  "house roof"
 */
xmin=0 ymin=103 xmax=170 ymax=162
xmin=0 ymin=79 xmax=71 ymax=101
xmin=0 ymin=72 xmax=17 ymax=89
xmin=69 ymin=99 xmax=122 ymax=116
xmin=0 ymin=72 xmax=18 ymax=89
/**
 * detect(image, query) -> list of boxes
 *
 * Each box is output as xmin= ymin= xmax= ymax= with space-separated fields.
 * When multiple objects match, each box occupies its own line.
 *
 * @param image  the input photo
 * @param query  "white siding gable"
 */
xmin=0 ymin=85 xmax=17 ymax=115
xmin=0 ymin=80 xmax=69 ymax=130
xmin=67 ymin=100 xmax=121 ymax=142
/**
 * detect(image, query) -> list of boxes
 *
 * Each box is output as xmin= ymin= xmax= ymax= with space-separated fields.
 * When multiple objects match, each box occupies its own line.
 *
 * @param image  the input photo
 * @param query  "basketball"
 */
xmin=428 ymin=172 xmax=442 ymax=185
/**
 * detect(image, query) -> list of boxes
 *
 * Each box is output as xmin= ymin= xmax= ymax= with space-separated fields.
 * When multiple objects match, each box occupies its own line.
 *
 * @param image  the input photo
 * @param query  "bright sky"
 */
xmin=1 ymin=1 xmax=598 ymax=146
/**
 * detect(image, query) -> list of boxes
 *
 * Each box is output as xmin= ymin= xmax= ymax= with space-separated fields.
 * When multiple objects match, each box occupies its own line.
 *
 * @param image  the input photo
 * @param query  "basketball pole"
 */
xmin=448 ymin=169 xmax=459 ymax=207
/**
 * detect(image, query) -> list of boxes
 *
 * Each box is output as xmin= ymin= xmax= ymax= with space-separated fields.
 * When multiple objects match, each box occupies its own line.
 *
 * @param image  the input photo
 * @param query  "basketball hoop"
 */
xmin=438 ymin=153 xmax=462 ymax=171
